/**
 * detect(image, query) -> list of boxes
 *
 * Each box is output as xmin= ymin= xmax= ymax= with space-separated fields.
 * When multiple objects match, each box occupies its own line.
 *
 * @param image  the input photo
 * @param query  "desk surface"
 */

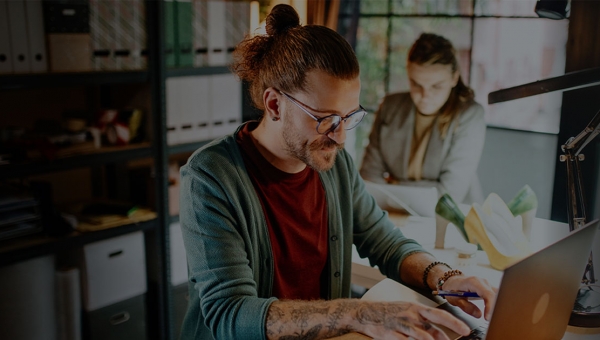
xmin=350 ymin=213 xmax=600 ymax=339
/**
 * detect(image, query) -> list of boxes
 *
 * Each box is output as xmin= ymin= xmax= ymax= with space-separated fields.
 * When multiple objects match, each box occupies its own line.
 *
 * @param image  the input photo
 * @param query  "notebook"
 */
xmin=363 ymin=219 xmax=599 ymax=340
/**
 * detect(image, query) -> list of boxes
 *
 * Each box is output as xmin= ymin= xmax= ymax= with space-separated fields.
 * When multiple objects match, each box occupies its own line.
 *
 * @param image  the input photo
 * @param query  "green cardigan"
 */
xmin=179 ymin=123 xmax=428 ymax=340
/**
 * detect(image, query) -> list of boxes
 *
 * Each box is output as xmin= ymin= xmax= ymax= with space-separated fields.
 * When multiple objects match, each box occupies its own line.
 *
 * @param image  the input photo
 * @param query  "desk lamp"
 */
xmin=488 ymin=67 xmax=600 ymax=328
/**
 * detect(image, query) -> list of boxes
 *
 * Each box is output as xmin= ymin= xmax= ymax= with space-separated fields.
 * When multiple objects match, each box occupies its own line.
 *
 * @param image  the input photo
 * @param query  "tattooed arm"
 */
xmin=265 ymin=299 xmax=470 ymax=340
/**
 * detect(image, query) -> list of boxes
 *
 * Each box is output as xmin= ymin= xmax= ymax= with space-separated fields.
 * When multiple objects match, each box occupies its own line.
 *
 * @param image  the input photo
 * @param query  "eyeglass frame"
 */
xmin=278 ymin=90 xmax=367 ymax=135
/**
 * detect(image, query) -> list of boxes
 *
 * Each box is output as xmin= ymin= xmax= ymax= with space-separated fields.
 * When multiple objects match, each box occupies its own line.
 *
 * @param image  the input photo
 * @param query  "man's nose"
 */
xmin=326 ymin=122 xmax=346 ymax=145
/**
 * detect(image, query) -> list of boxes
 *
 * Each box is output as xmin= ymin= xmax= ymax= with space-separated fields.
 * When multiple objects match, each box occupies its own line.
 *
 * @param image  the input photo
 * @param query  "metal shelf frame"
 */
xmin=0 ymin=71 xmax=149 ymax=90
xmin=0 ymin=144 xmax=153 ymax=179
xmin=166 ymin=65 xmax=231 ymax=78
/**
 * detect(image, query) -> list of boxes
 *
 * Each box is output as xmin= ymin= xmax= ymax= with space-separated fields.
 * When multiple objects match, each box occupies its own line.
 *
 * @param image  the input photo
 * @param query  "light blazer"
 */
xmin=360 ymin=92 xmax=486 ymax=204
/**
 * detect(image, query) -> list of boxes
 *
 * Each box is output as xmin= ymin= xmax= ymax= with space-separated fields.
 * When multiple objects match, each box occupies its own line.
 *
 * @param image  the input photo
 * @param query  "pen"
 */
xmin=432 ymin=290 xmax=482 ymax=299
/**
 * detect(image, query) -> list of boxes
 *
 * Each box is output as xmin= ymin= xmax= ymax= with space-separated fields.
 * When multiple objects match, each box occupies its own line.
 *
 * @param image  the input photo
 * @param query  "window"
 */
xmin=339 ymin=0 xmax=568 ymax=163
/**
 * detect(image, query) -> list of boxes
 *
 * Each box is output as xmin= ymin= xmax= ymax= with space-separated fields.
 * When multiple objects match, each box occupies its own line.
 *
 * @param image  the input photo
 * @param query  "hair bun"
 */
xmin=265 ymin=4 xmax=300 ymax=36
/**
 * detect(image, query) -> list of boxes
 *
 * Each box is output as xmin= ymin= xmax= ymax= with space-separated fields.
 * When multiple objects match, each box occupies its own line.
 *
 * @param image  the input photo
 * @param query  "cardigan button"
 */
xmin=334 ymin=271 xmax=340 ymax=278
xmin=330 ymin=235 xmax=338 ymax=241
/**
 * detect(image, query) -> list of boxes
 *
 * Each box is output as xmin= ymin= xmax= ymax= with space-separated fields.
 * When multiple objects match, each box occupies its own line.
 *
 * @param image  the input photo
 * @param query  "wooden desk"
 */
xmin=350 ymin=213 xmax=600 ymax=339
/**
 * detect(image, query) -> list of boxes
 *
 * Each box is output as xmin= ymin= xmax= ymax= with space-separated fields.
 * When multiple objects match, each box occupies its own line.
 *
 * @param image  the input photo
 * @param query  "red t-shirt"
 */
xmin=236 ymin=122 xmax=328 ymax=300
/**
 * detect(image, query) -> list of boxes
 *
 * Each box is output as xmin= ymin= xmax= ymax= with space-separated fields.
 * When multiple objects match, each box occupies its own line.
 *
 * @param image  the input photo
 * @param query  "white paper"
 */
xmin=361 ymin=278 xmax=441 ymax=307
xmin=364 ymin=181 xmax=437 ymax=217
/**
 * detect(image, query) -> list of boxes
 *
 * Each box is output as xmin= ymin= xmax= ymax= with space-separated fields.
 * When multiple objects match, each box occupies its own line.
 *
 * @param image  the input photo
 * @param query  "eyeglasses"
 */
xmin=279 ymin=91 xmax=367 ymax=135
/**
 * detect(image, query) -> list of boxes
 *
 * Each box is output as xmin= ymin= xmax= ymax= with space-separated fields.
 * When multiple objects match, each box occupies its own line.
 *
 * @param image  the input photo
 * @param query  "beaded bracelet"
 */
xmin=422 ymin=261 xmax=452 ymax=290
xmin=436 ymin=269 xmax=464 ymax=290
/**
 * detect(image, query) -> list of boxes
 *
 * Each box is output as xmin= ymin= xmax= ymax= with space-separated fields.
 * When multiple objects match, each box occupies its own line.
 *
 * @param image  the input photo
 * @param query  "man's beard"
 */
xmin=281 ymin=113 xmax=344 ymax=172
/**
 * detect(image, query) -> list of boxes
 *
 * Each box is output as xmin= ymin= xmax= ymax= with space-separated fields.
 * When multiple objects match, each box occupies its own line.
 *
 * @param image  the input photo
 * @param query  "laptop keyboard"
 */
xmin=457 ymin=326 xmax=487 ymax=340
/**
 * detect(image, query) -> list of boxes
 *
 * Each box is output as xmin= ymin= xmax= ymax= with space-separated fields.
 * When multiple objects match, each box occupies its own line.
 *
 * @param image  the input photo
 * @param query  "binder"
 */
xmin=0 ymin=1 xmax=14 ymax=73
xmin=24 ymin=0 xmax=47 ymax=73
xmin=175 ymin=0 xmax=193 ymax=67
xmin=235 ymin=1 xmax=250 ymax=45
xmin=182 ymin=75 xmax=210 ymax=142
xmin=192 ymin=0 xmax=208 ymax=67
xmin=7 ymin=0 xmax=31 ymax=73
xmin=225 ymin=1 xmax=235 ymax=64
xmin=131 ymin=0 xmax=147 ymax=69
xmin=193 ymin=75 xmax=211 ymax=140
xmin=114 ymin=0 xmax=136 ymax=70
xmin=210 ymin=73 xmax=241 ymax=138
xmin=207 ymin=0 xmax=226 ymax=66
xmin=164 ymin=0 xmax=176 ymax=68
xmin=225 ymin=0 xmax=250 ymax=64
xmin=89 ymin=0 xmax=116 ymax=70
xmin=166 ymin=77 xmax=181 ymax=145
xmin=175 ymin=76 xmax=197 ymax=143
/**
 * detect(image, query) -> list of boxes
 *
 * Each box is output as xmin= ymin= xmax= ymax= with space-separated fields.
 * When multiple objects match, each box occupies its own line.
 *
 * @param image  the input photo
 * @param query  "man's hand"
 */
xmin=439 ymin=275 xmax=497 ymax=321
xmin=265 ymin=299 xmax=471 ymax=340
xmin=354 ymin=301 xmax=471 ymax=340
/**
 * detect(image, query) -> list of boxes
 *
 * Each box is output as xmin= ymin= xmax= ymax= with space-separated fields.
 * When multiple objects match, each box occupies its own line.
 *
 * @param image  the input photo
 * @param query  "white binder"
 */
xmin=176 ymin=76 xmax=200 ymax=143
xmin=7 ymin=0 xmax=31 ymax=73
xmin=192 ymin=0 xmax=208 ymax=67
xmin=210 ymin=73 xmax=241 ymax=138
xmin=207 ymin=0 xmax=226 ymax=66
xmin=0 ymin=1 xmax=14 ymax=73
xmin=24 ymin=0 xmax=47 ymax=73
xmin=181 ymin=75 xmax=210 ymax=143
xmin=166 ymin=77 xmax=181 ymax=145
xmin=89 ymin=0 xmax=116 ymax=71
xmin=225 ymin=1 xmax=250 ymax=64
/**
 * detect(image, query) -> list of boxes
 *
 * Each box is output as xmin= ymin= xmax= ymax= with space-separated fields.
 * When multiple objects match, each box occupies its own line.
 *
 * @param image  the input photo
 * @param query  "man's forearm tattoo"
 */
xmin=355 ymin=303 xmax=414 ymax=333
xmin=278 ymin=325 xmax=322 ymax=340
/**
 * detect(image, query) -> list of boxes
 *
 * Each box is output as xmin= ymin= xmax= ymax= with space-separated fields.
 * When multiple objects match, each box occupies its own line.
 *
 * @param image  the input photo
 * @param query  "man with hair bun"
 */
xmin=179 ymin=4 xmax=496 ymax=340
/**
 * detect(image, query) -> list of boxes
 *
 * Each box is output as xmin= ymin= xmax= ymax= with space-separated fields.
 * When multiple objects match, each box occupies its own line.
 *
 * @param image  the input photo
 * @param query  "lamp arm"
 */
xmin=563 ymin=108 xmax=600 ymax=156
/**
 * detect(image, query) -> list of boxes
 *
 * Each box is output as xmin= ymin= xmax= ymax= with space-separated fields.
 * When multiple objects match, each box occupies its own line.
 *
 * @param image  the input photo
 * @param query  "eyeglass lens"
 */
xmin=317 ymin=111 xmax=366 ymax=134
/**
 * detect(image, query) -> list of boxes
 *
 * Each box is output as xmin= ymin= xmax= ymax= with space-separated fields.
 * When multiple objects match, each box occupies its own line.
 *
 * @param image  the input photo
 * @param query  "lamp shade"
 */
xmin=534 ymin=0 xmax=569 ymax=19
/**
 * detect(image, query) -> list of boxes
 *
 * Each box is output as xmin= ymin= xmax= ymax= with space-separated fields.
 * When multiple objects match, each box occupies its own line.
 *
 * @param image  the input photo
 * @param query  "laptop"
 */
xmin=439 ymin=219 xmax=599 ymax=339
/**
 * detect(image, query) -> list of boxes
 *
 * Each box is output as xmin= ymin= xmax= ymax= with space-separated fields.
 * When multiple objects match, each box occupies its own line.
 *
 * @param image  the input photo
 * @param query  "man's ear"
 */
xmin=263 ymin=88 xmax=281 ymax=121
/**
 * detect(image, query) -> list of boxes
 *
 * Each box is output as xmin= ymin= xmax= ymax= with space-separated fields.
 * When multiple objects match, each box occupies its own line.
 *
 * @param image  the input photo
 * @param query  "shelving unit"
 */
xmin=0 ymin=1 xmax=240 ymax=339
xmin=0 ymin=143 xmax=153 ymax=178
xmin=0 ymin=70 xmax=149 ymax=90
xmin=0 ymin=219 xmax=157 ymax=268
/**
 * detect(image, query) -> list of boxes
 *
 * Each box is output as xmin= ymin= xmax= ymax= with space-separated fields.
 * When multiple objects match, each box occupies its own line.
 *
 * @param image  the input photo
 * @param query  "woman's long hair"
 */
xmin=408 ymin=33 xmax=474 ymax=138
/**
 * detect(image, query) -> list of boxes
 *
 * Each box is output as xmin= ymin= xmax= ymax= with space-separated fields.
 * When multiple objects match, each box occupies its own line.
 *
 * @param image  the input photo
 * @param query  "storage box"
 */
xmin=82 ymin=231 xmax=147 ymax=311
xmin=85 ymin=294 xmax=147 ymax=340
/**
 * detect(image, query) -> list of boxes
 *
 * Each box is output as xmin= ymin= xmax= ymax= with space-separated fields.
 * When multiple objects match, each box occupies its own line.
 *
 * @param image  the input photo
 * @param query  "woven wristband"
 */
xmin=422 ymin=261 xmax=452 ymax=290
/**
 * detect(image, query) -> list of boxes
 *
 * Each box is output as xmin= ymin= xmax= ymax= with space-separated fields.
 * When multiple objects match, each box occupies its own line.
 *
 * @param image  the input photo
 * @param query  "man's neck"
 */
xmin=250 ymin=121 xmax=307 ymax=174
